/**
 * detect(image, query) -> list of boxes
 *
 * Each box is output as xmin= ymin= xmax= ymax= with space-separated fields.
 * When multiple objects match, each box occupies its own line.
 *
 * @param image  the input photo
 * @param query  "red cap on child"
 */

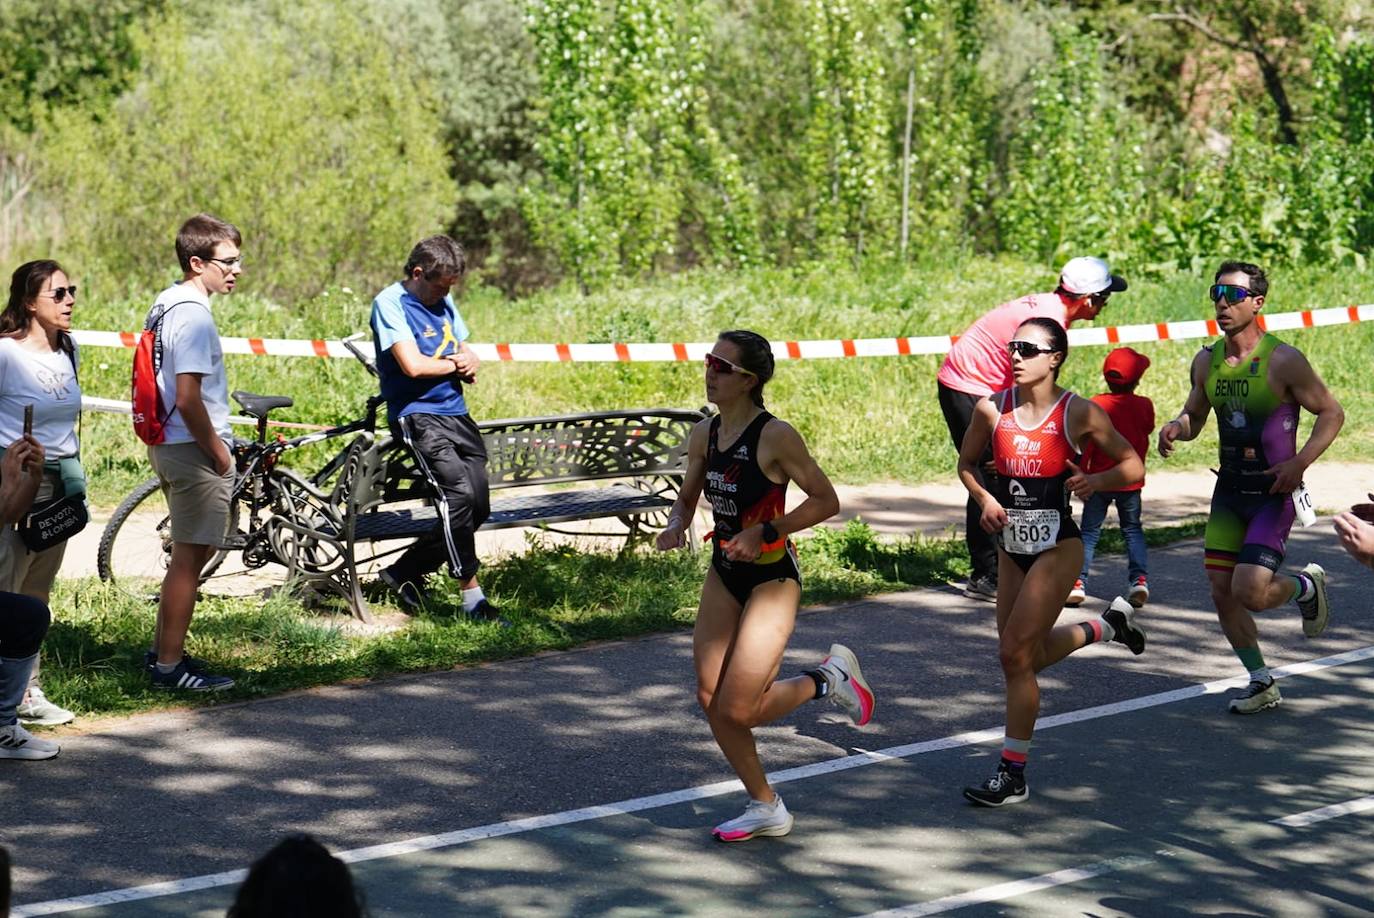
xmin=1103 ymin=347 xmax=1150 ymax=385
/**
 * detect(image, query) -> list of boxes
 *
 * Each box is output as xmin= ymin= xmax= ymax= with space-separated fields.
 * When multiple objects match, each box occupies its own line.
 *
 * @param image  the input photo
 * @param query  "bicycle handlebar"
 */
xmin=342 ymin=333 xmax=379 ymax=378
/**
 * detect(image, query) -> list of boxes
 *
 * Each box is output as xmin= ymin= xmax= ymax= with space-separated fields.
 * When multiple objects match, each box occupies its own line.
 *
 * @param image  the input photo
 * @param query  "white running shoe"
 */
xmin=1297 ymin=563 xmax=1329 ymax=638
xmin=818 ymin=643 xmax=875 ymax=726
xmin=712 ymin=794 xmax=793 ymax=842
xmin=1228 ymin=679 xmax=1281 ymax=715
xmin=17 ymin=686 xmax=74 ymax=726
xmin=0 ymin=723 xmax=61 ymax=760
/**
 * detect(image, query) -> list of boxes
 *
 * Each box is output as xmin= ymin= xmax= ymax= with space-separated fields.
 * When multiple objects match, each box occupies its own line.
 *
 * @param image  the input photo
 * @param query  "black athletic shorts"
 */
xmin=711 ymin=545 xmax=802 ymax=606
xmin=998 ymin=516 xmax=1082 ymax=574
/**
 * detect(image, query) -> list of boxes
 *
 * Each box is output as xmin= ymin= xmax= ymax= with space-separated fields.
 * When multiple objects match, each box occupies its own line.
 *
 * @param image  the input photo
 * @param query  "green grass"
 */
xmin=41 ymin=518 xmax=1208 ymax=719
xmin=72 ymin=254 xmax=1374 ymax=508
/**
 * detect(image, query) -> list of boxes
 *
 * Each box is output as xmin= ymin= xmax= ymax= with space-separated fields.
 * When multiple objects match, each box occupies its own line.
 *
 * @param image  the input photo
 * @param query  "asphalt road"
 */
xmin=7 ymin=524 xmax=1372 ymax=916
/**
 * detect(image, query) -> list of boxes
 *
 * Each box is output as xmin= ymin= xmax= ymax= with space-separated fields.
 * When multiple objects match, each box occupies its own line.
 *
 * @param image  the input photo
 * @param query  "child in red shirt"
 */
xmin=1067 ymin=347 xmax=1155 ymax=608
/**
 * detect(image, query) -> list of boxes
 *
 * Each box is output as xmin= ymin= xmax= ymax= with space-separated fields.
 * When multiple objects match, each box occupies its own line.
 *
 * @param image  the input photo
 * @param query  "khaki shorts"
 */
xmin=0 ymin=469 xmax=67 ymax=600
xmin=148 ymin=441 xmax=234 ymax=547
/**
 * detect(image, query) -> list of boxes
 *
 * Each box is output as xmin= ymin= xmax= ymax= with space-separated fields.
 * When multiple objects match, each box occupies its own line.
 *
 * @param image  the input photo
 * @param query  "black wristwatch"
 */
xmin=760 ymin=520 xmax=780 ymax=543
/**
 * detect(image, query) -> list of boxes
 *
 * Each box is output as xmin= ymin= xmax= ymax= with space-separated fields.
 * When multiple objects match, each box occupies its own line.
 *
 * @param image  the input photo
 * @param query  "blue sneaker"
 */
xmin=150 ymin=659 xmax=234 ymax=692
xmin=143 ymin=651 xmax=209 ymax=673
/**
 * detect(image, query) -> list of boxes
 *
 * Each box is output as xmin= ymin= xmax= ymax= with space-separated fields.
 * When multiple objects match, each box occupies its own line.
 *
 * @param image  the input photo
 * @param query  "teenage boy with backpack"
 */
xmin=138 ymin=213 xmax=242 ymax=690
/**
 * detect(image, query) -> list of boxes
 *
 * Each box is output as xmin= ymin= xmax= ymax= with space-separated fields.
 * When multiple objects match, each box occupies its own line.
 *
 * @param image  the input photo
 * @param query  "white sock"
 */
xmin=461 ymin=587 xmax=486 ymax=612
xmin=1248 ymin=665 xmax=1272 ymax=685
xmin=1292 ymin=574 xmax=1315 ymax=602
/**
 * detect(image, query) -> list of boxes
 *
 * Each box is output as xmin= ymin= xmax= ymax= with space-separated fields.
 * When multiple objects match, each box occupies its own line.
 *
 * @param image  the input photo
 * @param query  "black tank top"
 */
xmin=704 ymin=411 xmax=789 ymax=565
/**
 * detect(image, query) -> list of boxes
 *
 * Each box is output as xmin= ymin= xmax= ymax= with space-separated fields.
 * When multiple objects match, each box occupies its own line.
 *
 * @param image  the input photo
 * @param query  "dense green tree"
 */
xmin=39 ymin=1 xmax=455 ymax=302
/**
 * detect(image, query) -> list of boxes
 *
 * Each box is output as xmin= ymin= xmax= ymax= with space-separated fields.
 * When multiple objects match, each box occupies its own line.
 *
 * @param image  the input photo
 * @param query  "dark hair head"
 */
xmin=717 ymin=329 xmax=775 ymax=408
xmin=1215 ymin=261 xmax=1268 ymax=298
xmin=1015 ymin=317 xmax=1069 ymax=380
xmin=3 ymin=259 xmax=65 ymax=336
xmin=404 ymin=235 xmax=467 ymax=281
xmin=176 ymin=213 xmax=242 ymax=273
xmin=227 ymin=834 xmax=366 ymax=918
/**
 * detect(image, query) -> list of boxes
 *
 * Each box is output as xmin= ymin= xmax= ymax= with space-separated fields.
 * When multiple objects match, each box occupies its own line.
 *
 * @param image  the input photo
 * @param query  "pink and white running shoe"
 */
xmin=818 ymin=643 xmax=875 ymax=726
xmin=712 ymin=794 xmax=793 ymax=842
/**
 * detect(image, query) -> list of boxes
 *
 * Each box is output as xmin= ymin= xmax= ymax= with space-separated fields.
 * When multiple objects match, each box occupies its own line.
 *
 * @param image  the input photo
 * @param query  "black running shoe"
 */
xmin=468 ymin=598 xmax=512 ymax=629
xmin=379 ymin=567 xmax=426 ymax=612
xmin=963 ymin=765 xmax=1028 ymax=807
xmin=1102 ymin=596 xmax=1147 ymax=655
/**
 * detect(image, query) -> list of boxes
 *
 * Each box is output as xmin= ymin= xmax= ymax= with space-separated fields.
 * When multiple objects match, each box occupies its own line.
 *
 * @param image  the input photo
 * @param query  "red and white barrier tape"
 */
xmin=70 ymin=305 xmax=1374 ymax=364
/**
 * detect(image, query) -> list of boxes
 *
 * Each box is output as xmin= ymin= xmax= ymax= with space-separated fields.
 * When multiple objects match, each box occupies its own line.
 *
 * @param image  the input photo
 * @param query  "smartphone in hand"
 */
xmin=20 ymin=404 xmax=33 ymax=472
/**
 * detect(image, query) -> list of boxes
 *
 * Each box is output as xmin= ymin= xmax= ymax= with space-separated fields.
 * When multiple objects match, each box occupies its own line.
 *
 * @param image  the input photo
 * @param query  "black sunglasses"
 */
xmin=42 ymin=285 xmax=77 ymax=301
xmin=1007 ymin=340 xmax=1057 ymax=358
xmin=1209 ymin=284 xmax=1254 ymax=305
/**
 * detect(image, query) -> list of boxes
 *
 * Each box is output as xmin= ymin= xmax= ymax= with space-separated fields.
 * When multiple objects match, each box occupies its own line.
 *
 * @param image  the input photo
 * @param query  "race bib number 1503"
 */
xmin=1002 ymin=508 xmax=1060 ymax=554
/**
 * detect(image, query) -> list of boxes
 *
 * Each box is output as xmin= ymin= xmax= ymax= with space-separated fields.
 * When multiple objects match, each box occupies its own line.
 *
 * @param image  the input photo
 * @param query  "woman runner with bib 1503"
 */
xmin=957 ymin=317 xmax=1147 ymax=807
xmin=656 ymin=330 xmax=875 ymax=842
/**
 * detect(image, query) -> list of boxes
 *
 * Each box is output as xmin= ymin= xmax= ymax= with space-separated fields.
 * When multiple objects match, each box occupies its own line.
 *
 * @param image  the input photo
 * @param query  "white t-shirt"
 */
xmin=0 ymin=337 xmax=82 ymax=458
xmin=146 ymin=284 xmax=231 ymax=444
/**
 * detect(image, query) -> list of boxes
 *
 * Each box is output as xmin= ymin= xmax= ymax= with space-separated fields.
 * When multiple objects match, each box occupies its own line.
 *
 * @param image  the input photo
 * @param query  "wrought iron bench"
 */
xmin=331 ymin=408 xmax=705 ymax=620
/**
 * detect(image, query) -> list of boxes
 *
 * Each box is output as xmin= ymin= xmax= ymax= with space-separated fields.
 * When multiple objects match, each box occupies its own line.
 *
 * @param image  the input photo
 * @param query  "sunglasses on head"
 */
xmin=1007 ymin=340 xmax=1057 ymax=358
xmin=1209 ymin=284 xmax=1254 ymax=305
xmin=704 ymin=353 xmax=755 ymax=376
xmin=42 ymin=286 xmax=77 ymax=302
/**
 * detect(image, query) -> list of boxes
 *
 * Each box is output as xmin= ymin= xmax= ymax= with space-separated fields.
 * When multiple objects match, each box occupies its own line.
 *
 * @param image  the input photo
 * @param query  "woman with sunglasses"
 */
xmin=0 ymin=261 xmax=84 ymax=727
xmin=957 ymin=317 xmax=1146 ymax=807
xmin=656 ymin=329 xmax=874 ymax=842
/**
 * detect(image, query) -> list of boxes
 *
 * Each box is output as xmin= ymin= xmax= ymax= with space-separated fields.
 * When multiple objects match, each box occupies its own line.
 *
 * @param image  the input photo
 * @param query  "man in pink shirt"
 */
xmin=937 ymin=256 xmax=1127 ymax=601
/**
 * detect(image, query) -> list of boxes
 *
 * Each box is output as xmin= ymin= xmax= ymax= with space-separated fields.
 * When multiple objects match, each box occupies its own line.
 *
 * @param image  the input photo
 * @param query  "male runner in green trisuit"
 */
xmin=1158 ymin=261 xmax=1344 ymax=714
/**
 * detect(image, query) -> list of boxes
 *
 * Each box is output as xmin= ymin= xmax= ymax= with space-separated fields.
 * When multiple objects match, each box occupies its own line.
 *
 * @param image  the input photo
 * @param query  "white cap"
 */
xmin=1060 ymin=256 xmax=1128 ymax=295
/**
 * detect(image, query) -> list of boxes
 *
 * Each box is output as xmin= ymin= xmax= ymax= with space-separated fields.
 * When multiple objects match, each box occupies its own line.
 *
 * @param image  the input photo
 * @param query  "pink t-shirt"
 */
xmin=936 ymin=293 xmax=1069 ymax=397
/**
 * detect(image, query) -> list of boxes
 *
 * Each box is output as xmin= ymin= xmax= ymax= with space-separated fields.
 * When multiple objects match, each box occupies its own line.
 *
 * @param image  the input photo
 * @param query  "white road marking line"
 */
xmin=1273 ymin=794 xmax=1374 ymax=828
xmin=14 ymin=644 xmax=1374 ymax=916
xmin=860 ymin=856 xmax=1155 ymax=917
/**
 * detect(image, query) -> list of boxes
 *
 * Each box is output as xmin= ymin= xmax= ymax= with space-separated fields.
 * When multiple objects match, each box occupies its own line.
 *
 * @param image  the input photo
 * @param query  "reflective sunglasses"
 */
xmin=704 ymin=352 xmax=755 ymax=376
xmin=41 ymin=285 xmax=77 ymax=301
xmin=1007 ymin=340 xmax=1057 ymax=358
xmin=1209 ymin=283 xmax=1254 ymax=305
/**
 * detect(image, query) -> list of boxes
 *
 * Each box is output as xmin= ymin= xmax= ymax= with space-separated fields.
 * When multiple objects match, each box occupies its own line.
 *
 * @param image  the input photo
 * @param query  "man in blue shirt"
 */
xmin=370 ymin=235 xmax=499 ymax=621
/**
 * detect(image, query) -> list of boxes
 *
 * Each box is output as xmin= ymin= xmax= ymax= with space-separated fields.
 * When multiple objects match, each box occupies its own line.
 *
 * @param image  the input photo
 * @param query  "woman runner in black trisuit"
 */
xmin=657 ymin=330 xmax=875 ymax=842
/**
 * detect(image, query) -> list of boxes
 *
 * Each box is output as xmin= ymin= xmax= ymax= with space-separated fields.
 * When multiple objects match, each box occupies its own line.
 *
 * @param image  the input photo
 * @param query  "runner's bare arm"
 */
xmin=656 ymin=418 xmax=711 ymax=551
xmin=1157 ymin=348 xmax=1211 ymax=458
xmin=1265 ymin=345 xmax=1344 ymax=494
xmin=957 ymin=396 xmax=1007 ymax=533
xmin=1066 ymin=399 xmax=1144 ymax=499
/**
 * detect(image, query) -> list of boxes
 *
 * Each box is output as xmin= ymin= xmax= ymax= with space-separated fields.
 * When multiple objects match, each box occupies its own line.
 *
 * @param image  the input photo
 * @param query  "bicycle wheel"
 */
xmin=97 ymin=476 xmax=237 ymax=600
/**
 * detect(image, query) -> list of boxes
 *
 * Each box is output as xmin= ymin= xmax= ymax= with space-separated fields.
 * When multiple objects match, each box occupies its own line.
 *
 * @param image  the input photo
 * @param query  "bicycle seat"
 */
xmin=232 ymin=391 xmax=294 ymax=419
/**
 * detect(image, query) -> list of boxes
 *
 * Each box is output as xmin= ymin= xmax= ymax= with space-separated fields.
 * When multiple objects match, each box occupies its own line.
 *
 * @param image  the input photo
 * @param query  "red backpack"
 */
xmin=131 ymin=301 xmax=192 ymax=445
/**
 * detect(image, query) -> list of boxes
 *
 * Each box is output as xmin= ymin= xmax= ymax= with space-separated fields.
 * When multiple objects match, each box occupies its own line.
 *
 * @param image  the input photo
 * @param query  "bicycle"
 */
xmin=96 ymin=336 xmax=418 ymax=613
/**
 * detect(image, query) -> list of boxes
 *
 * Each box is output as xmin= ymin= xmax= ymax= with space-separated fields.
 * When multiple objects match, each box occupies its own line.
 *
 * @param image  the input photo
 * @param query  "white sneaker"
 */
xmin=818 ymin=643 xmax=875 ymax=726
xmin=17 ymin=686 xmax=74 ymax=726
xmin=1128 ymin=576 xmax=1150 ymax=608
xmin=0 ymin=723 xmax=61 ymax=760
xmin=1066 ymin=579 xmax=1086 ymax=607
xmin=1297 ymin=563 xmax=1329 ymax=638
xmin=1228 ymin=679 xmax=1281 ymax=715
xmin=712 ymin=794 xmax=793 ymax=842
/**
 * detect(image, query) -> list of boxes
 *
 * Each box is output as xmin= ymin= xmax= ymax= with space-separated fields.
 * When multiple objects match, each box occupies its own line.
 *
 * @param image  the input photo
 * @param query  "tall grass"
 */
xmin=70 ymin=255 xmax=1374 ymax=507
